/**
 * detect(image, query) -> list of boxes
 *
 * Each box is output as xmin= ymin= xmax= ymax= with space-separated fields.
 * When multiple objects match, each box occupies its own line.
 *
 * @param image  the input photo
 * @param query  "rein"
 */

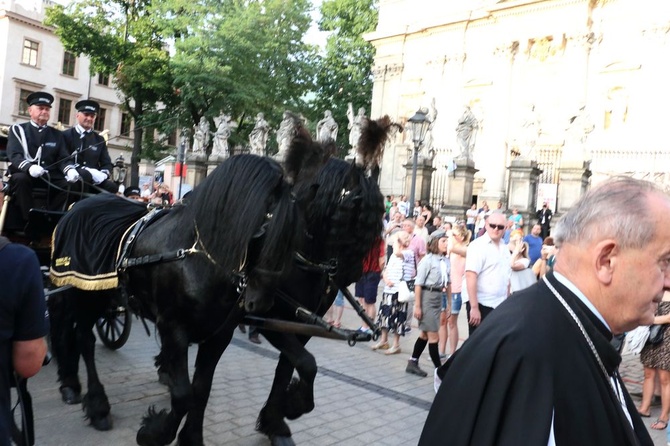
xmin=293 ymin=251 xmax=337 ymax=275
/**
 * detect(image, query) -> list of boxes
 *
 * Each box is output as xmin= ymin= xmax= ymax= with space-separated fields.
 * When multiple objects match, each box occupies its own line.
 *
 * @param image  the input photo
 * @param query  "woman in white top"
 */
xmin=372 ymin=231 xmax=414 ymax=355
xmin=508 ymin=232 xmax=536 ymax=292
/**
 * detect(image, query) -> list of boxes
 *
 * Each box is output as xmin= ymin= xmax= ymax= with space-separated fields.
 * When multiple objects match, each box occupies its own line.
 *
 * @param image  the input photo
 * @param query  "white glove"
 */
xmin=28 ymin=164 xmax=46 ymax=178
xmin=66 ymin=169 xmax=80 ymax=183
xmin=85 ymin=167 xmax=107 ymax=185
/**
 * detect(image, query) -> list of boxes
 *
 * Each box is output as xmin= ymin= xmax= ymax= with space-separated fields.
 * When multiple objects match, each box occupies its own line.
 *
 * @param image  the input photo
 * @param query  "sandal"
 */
xmin=371 ymin=342 xmax=389 ymax=351
xmin=651 ymin=419 xmax=668 ymax=430
xmin=637 ymin=410 xmax=651 ymax=418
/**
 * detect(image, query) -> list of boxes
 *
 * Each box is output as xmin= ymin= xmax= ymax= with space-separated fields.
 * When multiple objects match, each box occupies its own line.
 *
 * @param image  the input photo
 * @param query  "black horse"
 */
xmin=253 ymin=117 xmax=398 ymax=446
xmin=48 ymin=145 xmax=326 ymax=445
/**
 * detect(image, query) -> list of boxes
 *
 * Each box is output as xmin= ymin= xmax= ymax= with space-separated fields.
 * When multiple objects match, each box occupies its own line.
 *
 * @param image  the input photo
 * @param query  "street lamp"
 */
xmin=407 ymin=108 xmax=431 ymax=213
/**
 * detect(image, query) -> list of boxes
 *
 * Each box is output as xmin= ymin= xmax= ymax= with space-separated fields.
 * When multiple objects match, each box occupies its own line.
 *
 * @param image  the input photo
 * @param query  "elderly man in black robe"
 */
xmin=421 ymin=177 xmax=665 ymax=446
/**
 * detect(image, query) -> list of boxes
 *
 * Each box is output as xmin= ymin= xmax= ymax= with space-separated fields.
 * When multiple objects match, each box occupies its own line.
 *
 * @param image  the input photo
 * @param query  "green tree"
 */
xmin=313 ymin=0 xmax=378 ymax=157
xmin=149 ymin=0 xmax=318 ymax=153
xmin=46 ymin=1 xmax=176 ymax=184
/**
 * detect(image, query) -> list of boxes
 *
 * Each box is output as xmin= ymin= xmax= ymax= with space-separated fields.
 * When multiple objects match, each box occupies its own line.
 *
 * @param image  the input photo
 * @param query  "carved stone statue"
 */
xmin=316 ymin=110 xmax=338 ymax=143
xmin=276 ymin=111 xmax=298 ymax=157
xmin=211 ymin=113 xmax=234 ymax=158
xmin=564 ymin=104 xmax=595 ymax=160
xmin=455 ymin=105 xmax=479 ymax=160
xmin=346 ymin=104 xmax=367 ymax=157
xmin=514 ymin=104 xmax=541 ymax=160
xmin=424 ymin=97 xmax=438 ymax=151
xmin=192 ymin=116 xmax=210 ymax=153
xmin=248 ymin=112 xmax=270 ymax=156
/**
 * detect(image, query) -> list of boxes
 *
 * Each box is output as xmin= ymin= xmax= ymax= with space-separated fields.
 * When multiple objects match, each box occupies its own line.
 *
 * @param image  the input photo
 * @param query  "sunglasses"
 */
xmin=488 ymin=223 xmax=505 ymax=230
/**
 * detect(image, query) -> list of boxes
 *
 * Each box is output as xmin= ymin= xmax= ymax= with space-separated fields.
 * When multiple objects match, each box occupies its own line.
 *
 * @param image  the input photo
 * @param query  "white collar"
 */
xmin=75 ymin=124 xmax=91 ymax=134
xmin=553 ymin=272 xmax=611 ymax=332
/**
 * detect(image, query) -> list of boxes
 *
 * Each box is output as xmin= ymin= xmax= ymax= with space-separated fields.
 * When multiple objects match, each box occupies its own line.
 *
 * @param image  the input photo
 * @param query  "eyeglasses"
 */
xmin=488 ymin=223 xmax=505 ymax=230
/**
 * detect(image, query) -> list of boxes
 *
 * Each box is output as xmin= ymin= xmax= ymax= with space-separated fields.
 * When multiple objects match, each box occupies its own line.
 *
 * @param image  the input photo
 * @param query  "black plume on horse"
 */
xmin=49 ymin=144 xmax=326 ymax=445
xmin=254 ymin=116 xmax=395 ymax=446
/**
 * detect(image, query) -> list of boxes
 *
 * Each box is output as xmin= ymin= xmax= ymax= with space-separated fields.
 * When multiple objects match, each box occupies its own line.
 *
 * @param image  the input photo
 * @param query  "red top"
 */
xmin=362 ymin=238 xmax=385 ymax=273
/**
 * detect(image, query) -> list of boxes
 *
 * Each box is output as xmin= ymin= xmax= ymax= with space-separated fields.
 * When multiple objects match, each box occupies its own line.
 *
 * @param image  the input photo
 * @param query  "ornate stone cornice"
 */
xmin=565 ymin=32 xmax=601 ymax=50
xmin=372 ymin=63 xmax=404 ymax=80
xmin=641 ymin=23 xmax=670 ymax=41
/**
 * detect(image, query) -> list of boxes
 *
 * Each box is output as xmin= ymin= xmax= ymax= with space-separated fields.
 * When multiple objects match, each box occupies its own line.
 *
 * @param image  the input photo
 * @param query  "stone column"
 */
xmin=557 ymin=160 xmax=591 ymax=214
xmin=507 ymin=158 xmax=542 ymax=227
xmin=442 ymin=157 xmax=479 ymax=220
xmin=403 ymin=155 xmax=435 ymax=206
xmin=207 ymin=153 xmax=227 ymax=176
xmin=186 ymin=153 xmax=208 ymax=189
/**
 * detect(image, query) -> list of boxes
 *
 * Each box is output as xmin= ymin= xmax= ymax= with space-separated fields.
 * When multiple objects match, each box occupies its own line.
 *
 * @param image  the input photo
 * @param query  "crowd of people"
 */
xmin=324 ymin=193 xmax=562 ymax=384
xmin=326 ymin=180 xmax=670 ymax=445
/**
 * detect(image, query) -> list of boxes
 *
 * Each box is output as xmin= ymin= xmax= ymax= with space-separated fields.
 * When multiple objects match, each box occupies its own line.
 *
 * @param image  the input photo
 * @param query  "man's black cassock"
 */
xmin=420 ymin=272 xmax=653 ymax=446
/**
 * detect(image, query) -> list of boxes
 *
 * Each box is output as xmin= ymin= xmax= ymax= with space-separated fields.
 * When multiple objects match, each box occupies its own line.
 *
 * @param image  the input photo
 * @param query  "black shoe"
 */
xmin=60 ymin=386 xmax=82 ymax=405
xmin=238 ymin=324 xmax=246 ymax=334
xmin=406 ymin=360 xmax=427 ymax=377
xmin=249 ymin=335 xmax=261 ymax=345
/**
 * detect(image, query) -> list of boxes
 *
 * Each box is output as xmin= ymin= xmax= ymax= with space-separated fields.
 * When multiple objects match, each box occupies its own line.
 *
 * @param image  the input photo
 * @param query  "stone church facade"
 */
xmin=367 ymin=0 xmax=670 ymax=218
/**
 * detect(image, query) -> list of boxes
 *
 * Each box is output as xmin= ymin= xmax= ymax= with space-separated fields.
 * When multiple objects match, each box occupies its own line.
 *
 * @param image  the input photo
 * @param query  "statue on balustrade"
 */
xmin=455 ymin=105 xmax=479 ymax=160
xmin=248 ymin=112 xmax=270 ymax=156
xmin=316 ymin=110 xmax=338 ymax=143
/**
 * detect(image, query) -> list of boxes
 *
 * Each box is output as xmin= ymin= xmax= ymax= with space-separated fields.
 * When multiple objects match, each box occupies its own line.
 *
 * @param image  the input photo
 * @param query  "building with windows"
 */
xmin=367 ymin=0 xmax=670 ymax=216
xmin=0 ymin=0 xmax=132 ymax=161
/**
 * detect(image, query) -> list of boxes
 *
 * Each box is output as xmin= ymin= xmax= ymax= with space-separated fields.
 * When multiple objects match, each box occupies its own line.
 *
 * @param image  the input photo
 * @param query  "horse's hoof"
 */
xmin=270 ymin=435 xmax=296 ymax=446
xmin=60 ymin=387 xmax=82 ymax=405
xmin=91 ymin=414 xmax=113 ymax=431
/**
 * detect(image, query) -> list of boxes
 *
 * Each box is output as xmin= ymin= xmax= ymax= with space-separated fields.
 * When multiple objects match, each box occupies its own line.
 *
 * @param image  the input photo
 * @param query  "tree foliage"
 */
xmin=45 ymin=0 xmax=176 ymax=183
xmin=45 ymin=0 xmax=318 ymax=181
xmin=147 ymin=0 xmax=318 ymax=152
xmin=313 ymin=0 xmax=378 ymax=157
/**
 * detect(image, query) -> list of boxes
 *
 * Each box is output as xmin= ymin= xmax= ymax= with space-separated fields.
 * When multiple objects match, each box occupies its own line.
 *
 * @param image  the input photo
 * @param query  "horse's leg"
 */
xmin=257 ymin=353 xmax=296 ymax=446
xmin=75 ymin=291 xmax=113 ymax=431
xmin=137 ymin=324 xmax=191 ymax=446
xmin=258 ymin=332 xmax=317 ymax=446
xmin=48 ymin=293 xmax=82 ymax=404
xmin=177 ymin=327 xmax=236 ymax=446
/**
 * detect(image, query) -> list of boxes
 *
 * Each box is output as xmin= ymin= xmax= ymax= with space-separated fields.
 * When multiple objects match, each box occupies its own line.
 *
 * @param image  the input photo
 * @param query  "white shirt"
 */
xmin=462 ymin=232 xmax=511 ymax=308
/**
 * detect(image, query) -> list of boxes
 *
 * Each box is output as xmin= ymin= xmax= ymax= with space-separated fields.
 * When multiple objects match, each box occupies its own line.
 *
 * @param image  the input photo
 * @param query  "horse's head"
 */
xmin=290 ymin=116 xmax=399 ymax=287
xmin=242 ymin=129 xmax=331 ymax=313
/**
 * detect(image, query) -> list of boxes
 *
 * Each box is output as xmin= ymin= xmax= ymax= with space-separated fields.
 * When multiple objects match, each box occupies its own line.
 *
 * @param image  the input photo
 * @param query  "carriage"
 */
xmin=3 ymin=115 xmax=397 ymax=446
xmin=0 ymin=154 xmax=133 ymax=350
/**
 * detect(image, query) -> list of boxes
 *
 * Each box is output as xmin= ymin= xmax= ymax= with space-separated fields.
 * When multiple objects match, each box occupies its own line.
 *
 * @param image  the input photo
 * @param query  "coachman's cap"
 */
xmin=124 ymin=186 xmax=141 ymax=198
xmin=75 ymin=100 xmax=100 ymax=115
xmin=26 ymin=91 xmax=54 ymax=107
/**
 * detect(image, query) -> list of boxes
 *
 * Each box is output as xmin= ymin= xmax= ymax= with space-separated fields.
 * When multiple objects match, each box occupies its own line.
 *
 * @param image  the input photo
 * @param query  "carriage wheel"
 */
xmin=95 ymin=305 xmax=132 ymax=350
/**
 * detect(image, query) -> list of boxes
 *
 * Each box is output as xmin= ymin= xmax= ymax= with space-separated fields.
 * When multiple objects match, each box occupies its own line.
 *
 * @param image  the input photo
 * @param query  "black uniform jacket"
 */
xmin=61 ymin=126 xmax=113 ymax=175
xmin=420 ymin=272 xmax=653 ymax=446
xmin=7 ymin=122 xmax=74 ymax=178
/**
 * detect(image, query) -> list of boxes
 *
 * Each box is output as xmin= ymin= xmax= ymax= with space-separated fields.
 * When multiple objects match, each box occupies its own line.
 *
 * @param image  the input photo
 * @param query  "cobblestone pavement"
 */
xmin=20 ymin=305 xmax=667 ymax=445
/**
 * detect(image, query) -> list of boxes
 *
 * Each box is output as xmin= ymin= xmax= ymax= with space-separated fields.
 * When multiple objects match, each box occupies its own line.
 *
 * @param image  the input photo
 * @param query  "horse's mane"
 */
xmin=184 ymin=154 xmax=298 ymax=277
